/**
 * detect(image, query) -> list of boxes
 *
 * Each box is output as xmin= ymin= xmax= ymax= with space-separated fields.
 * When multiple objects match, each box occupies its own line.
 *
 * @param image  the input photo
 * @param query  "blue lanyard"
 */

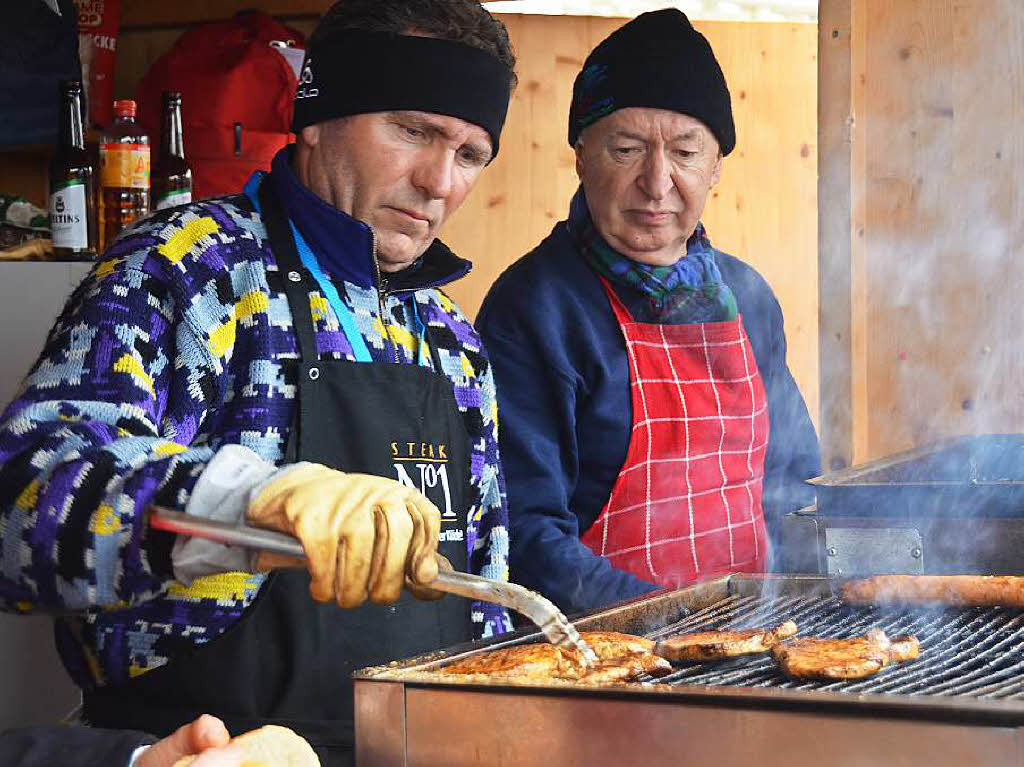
xmin=287 ymin=220 xmax=373 ymax=363
xmin=246 ymin=177 xmax=428 ymax=366
xmin=245 ymin=179 xmax=368 ymax=362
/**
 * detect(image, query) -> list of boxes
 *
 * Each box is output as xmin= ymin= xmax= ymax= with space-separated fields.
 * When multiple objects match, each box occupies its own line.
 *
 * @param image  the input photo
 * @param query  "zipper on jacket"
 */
xmin=370 ymin=229 xmax=399 ymax=363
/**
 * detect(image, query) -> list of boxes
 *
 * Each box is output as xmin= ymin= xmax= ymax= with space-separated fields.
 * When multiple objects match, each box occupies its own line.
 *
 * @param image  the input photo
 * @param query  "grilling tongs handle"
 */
xmin=148 ymin=507 xmax=597 ymax=664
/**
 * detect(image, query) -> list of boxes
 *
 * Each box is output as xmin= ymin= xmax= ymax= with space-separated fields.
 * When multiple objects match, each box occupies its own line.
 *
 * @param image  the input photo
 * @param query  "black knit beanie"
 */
xmin=568 ymin=9 xmax=735 ymax=156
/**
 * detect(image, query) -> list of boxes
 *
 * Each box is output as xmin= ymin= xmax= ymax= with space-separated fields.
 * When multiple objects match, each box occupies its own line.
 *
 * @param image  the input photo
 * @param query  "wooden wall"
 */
xmin=114 ymin=8 xmax=822 ymax=429
xmin=820 ymin=0 xmax=1024 ymax=467
xmin=441 ymin=16 xmax=819 ymax=433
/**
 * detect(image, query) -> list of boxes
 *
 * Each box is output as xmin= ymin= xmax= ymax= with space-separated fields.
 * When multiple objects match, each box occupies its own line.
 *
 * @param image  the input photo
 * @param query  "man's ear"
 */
xmin=710 ymin=152 xmax=723 ymax=186
xmin=574 ymin=140 xmax=585 ymax=180
xmin=300 ymin=124 xmax=321 ymax=147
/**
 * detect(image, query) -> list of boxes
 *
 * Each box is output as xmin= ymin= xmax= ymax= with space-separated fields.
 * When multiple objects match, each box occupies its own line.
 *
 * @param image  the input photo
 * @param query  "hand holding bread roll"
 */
xmin=137 ymin=715 xmax=240 ymax=767
xmin=172 ymin=725 xmax=320 ymax=767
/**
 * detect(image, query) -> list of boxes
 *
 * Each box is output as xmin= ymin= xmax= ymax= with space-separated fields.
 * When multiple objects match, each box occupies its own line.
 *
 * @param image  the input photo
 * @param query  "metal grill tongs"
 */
xmin=149 ymin=506 xmax=597 ymax=664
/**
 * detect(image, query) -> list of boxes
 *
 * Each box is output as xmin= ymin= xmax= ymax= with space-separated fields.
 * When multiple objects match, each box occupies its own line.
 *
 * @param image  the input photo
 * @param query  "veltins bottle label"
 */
xmin=156 ymin=189 xmax=192 ymax=211
xmin=50 ymin=181 xmax=88 ymax=249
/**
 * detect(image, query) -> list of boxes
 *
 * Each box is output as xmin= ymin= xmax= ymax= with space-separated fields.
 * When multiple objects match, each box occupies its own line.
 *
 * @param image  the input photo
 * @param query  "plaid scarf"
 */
xmin=567 ymin=187 xmax=738 ymax=323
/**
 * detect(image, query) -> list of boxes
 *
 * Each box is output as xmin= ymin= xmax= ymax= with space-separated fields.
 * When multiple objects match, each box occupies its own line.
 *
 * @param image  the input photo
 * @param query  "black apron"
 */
xmin=82 ymin=179 xmax=473 ymax=766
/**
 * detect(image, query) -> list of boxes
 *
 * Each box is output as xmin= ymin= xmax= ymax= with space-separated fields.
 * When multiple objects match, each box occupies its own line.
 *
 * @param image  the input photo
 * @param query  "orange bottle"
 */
xmin=98 ymin=99 xmax=150 ymax=251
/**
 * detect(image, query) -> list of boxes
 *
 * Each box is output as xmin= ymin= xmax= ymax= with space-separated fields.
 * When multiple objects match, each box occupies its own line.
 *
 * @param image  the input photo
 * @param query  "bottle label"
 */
xmin=49 ymin=181 xmax=88 ymax=249
xmin=100 ymin=143 xmax=150 ymax=189
xmin=155 ymin=189 xmax=192 ymax=211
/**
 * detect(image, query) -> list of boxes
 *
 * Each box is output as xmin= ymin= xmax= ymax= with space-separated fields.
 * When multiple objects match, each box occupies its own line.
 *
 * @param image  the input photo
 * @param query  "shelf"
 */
xmin=120 ymin=0 xmax=330 ymax=29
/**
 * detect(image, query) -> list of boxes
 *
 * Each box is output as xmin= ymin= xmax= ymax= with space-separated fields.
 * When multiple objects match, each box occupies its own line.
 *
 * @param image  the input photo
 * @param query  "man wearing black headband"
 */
xmin=479 ymin=9 xmax=820 ymax=615
xmin=0 ymin=2 xmax=515 ymax=764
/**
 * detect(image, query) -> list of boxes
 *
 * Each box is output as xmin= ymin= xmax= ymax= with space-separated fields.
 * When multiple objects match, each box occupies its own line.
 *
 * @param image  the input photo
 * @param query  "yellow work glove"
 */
xmin=404 ymin=553 xmax=453 ymax=601
xmin=247 ymin=463 xmax=441 ymax=607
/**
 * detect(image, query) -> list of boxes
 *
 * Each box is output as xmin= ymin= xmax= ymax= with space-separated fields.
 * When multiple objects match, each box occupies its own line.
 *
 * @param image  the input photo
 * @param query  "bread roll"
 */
xmin=172 ymin=724 xmax=320 ymax=766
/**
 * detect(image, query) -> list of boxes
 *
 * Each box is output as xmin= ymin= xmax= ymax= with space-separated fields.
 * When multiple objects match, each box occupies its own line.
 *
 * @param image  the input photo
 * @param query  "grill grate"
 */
xmin=638 ymin=593 xmax=1024 ymax=699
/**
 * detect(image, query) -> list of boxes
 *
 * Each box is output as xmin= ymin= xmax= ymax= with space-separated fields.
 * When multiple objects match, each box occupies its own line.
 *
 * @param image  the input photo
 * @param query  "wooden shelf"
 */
xmin=0 ymin=146 xmax=52 ymax=209
xmin=120 ymin=0 xmax=330 ymax=29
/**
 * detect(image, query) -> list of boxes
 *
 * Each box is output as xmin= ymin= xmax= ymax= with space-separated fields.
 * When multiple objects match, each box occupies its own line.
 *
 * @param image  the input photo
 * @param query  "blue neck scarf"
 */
xmin=567 ymin=187 xmax=737 ymax=323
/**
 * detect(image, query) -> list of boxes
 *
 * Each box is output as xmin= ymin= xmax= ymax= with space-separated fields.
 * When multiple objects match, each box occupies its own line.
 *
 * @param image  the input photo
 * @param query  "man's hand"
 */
xmin=136 ymin=715 xmax=245 ymax=767
xmin=405 ymin=553 xmax=452 ymax=601
xmin=248 ymin=464 xmax=442 ymax=606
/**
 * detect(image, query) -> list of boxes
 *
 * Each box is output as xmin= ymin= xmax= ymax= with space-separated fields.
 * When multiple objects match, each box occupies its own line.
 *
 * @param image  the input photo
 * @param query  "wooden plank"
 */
xmin=863 ymin=0 xmax=956 ymax=457
xmin=704 ymin=20 xmax=820 ymax=433
xmin=849 ymin=0 xmax=868 ymax=465
xmin=818 ymin=0 xmax=856 ymax=470
xmin=854 ymin=0 xmax=1024 ymax=460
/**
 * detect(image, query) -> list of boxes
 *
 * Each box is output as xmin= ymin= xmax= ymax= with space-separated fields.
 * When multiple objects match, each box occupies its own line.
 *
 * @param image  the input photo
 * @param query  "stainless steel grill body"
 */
xmin=354 ymin=575 xmax=1024 ymax=766
xmin=778 ymin=436 xmax=1024 ymax=576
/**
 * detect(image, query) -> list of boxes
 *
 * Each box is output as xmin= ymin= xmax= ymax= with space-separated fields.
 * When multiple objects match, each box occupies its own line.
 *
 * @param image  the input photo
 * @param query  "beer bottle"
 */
xmin=49 ymin=81 xmax=97 ymax=260
xmin=153 ymin=91 xmax=193 ymax=211
xmin=99 ymin=99 xmax=150 ymax=251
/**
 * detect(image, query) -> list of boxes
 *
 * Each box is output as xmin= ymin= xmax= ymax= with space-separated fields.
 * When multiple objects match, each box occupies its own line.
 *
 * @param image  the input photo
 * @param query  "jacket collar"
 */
xmin=266 ymin=147 xmax=471 ymax=293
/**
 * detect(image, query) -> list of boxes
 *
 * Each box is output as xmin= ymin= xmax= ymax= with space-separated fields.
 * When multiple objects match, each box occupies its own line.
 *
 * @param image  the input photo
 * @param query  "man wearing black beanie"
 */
xmin=479 ymin=9 xmax=820 ymax=615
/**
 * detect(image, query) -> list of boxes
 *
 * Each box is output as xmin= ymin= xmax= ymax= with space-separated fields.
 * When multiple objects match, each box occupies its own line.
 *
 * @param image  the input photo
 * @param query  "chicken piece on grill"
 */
xmin=576 ymin=651 xmax=674 ymax=684
xmin=772 ymin=628 xmax=920 ymax=680
xmin=441 ymin=631 xmax=671 ymax=683
xmin=654 ymin=620 xmax=798 ymax=662
xmin=440 ymin=643 xmax=583 ymax=679
xmin=580 ymin=631 xmax=656 ymax=658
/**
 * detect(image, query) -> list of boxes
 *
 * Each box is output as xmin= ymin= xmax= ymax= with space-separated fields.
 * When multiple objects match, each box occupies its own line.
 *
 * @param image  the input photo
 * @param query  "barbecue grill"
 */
xmin=779 ymin=434 xmax=1024 ymax=577
xmin=354 ymin=574 xmax=1024 ymax=766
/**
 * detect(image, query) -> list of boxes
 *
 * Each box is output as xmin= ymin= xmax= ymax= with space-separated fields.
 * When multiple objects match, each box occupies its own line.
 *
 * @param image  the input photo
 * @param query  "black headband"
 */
xmin=291 ymin=30 xmax=513 ymax=158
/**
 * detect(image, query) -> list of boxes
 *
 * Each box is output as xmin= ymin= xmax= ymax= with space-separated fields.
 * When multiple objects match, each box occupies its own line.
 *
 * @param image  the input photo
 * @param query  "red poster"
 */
xmin=75 ymin=0 xmax=121 ymax=128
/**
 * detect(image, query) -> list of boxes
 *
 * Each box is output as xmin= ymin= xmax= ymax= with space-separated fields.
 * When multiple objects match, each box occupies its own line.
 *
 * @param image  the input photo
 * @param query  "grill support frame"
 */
xmin=356 ymin=684 xmax=1024 ymax=767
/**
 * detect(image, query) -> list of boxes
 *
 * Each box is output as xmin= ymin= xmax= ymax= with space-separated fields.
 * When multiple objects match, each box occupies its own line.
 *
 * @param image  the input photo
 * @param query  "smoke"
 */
xmin=733 ymin=1 xmax=1024 ymax=589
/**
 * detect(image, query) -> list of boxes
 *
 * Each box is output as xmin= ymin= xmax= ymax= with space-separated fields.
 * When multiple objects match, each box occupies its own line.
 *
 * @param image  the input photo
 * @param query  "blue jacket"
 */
xmin=476 ymin=222 xmax=821 ymax=615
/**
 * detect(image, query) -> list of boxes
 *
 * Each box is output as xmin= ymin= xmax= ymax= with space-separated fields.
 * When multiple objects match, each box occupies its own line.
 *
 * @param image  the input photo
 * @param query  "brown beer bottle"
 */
xmin=99 ymin=99 xmax=150 ymax=251
xmin=153 ymin=91 xmax=193 ymax=211
xmin=49 ymin=81 xmax=98 ymax=260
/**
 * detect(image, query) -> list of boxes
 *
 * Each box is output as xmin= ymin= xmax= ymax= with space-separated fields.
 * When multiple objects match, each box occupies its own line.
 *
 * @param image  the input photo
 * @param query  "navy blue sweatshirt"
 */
xmin=476 ymin=222 xmax=821 ymax=615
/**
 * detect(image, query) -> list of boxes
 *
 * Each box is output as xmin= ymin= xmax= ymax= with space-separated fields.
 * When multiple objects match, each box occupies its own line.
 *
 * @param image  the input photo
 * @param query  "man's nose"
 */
xmin=637 ymin=149 xmax=673 ymax=200
xmin=412 ymin=148 xmax=455 ymax=200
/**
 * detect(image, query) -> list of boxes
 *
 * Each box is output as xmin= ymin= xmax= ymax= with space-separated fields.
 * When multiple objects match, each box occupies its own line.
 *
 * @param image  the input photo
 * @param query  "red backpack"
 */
xmin=136 ymin=11 xmax=305 ymax=201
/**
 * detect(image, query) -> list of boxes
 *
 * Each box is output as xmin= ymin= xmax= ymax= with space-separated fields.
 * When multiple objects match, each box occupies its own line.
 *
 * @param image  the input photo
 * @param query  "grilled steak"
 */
xmin=441 ymin=631 xmax=671 ymax=683
xmin=654 ymin=620 xmax=798 ymax=662
xmin=840 ymin=575 xmax=1024 ymax=608
xmin=772 ymin=628 xmax=920 ymax=680
xmin=583 ymin=631 xmax=657 ymax=658
xmin=440 ymin=643 xmax=583 ymax=679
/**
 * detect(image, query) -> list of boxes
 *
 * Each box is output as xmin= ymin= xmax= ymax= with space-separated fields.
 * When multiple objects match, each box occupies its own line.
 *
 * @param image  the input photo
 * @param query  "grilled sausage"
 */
xmin=840 ymin=575 xmax=1024 ymax=608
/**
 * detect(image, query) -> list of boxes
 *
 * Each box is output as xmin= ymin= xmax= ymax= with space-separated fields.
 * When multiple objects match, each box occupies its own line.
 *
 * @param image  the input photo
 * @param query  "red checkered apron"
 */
xmin=580 ymin=277 xmax=770 ymax=588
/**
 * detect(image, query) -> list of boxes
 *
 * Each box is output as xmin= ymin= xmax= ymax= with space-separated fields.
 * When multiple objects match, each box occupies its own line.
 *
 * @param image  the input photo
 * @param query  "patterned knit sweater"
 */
xmin=0 ymin=182 xmax=511 ymax=689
